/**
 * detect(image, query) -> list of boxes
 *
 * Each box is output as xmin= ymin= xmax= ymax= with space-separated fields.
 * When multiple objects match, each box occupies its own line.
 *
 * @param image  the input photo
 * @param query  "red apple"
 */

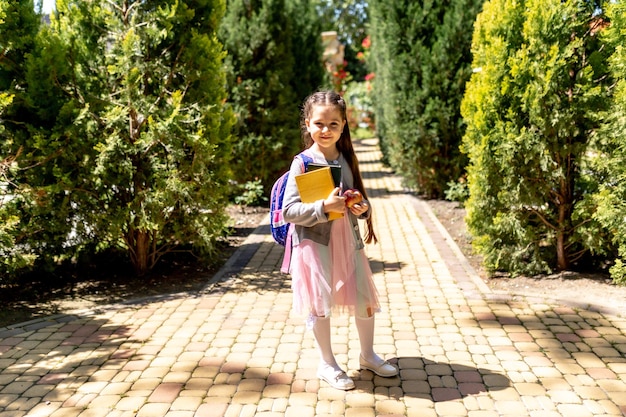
xmin=343 ymin=188 xmax=363 ymax=208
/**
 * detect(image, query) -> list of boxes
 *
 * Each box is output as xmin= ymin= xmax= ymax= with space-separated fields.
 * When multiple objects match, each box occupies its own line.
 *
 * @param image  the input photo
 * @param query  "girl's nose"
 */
xmin=322 ymin=126 xmax=330 ymax=132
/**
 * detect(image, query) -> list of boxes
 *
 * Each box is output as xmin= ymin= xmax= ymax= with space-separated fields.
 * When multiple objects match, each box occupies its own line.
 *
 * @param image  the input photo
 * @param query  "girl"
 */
xmin=282 ymin=91 xmax=397 ymax=390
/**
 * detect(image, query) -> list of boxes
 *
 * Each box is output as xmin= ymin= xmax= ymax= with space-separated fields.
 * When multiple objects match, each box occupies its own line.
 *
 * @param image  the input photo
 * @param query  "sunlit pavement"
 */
xmin=1 ymin=139 xmax=625 ymax=417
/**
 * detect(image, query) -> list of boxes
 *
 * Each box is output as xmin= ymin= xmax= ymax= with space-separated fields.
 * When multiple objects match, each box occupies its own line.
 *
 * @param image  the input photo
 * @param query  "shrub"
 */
xmin=461 ymin=0 xmax=613 ymax=276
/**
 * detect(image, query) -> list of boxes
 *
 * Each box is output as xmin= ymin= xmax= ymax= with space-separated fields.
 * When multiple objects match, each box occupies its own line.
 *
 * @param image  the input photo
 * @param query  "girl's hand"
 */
xmin=349 ymin=200 xmax=369 ymax=216
xmin=323 ymin=187 xmax=346 ymax=214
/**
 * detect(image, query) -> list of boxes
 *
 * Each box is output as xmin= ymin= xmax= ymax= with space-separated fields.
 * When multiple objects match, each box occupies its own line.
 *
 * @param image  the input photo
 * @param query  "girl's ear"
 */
xmin=305 ymin=118 xmax=311 ymax=132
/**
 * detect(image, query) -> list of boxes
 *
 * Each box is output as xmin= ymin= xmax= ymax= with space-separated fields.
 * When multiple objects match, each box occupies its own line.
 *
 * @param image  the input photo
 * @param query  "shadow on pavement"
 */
xmin=350 ymin=356 xmax=511 ymax=401
xmin=191 ymin=355 xmax=510 ymax=403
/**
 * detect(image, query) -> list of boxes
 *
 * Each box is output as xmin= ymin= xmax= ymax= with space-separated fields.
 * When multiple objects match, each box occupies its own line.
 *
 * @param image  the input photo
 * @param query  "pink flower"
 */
xmin=364 ymin=72 xmax=375 ymax=81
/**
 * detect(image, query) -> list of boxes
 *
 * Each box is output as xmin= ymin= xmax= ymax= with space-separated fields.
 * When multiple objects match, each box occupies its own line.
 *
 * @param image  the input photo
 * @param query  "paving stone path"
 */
xmin=1 ymin=139 xmax=625 ymax=417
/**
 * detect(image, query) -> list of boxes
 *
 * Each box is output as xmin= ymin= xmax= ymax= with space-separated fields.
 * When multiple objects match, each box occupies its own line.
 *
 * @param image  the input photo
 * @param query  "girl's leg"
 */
xmin=313 ymin=315 xmax=355 ymax=390
xmin=312 ymin=316 xmax=337 ymax=367
xmin=355 ymin=315 xmax=398 ymax=377
xmin=355 ymin=315 xmax=378 ymax=363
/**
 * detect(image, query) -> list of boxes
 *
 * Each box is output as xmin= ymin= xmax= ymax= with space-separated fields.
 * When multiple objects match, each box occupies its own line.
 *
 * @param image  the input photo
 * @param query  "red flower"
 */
xmin=361 ymin=36 xmax=371 ymax=49
xmin=364 ymin=72 xmax=375 ymax=81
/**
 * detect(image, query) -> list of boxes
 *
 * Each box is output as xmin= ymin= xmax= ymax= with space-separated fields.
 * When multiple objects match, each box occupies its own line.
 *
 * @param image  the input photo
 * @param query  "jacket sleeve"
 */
xmin=282 ymin=158 xmax=331 ymax=227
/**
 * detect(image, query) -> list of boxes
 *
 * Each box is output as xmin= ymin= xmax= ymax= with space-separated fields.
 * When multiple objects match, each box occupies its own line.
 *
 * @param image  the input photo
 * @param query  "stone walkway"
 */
xmin=1 ymin=139 xmax=625 ymax=417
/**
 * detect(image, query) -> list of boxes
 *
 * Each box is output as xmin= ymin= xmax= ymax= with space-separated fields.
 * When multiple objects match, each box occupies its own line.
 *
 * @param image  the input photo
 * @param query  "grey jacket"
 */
xmin=282 ymin=148 xmax=370 ymax=249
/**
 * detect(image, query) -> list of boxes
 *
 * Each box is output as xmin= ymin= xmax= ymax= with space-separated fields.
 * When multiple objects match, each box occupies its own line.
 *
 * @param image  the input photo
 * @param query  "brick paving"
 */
xmin=0 ymin=138 xmax=625 ymax=417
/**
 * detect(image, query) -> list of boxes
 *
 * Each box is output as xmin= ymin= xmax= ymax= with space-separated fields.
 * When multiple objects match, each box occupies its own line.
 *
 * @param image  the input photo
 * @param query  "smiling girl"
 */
xmin=282 ymin=91 xmax=397 ymax=390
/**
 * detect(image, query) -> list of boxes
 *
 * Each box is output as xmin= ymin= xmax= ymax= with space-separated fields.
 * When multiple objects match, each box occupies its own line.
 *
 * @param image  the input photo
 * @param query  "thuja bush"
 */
xmin=369 ymin=0 xmax=483 ymax=198
xmin=461 ymin=0 xmax=614 ymax=276
xmin=2 ymin=0 xmax=234 ymax=277
xmin=594 ymin=1 xmax=626 ymax=285
xmin=0 ymin=0 xmax=47 ymax=278
xmin=219 ymin=0 xmax=325 ymax=194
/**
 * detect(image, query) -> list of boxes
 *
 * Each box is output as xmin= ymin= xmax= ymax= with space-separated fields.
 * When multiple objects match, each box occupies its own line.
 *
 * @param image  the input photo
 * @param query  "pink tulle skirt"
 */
xmin=289 ymin=212 xmax=380 ymax=318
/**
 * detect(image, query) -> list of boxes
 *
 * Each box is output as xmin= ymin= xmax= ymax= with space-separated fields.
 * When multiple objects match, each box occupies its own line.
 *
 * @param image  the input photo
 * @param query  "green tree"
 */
xmin=6 ymin=0 xmax=234 ymax=277
xmin=0 ymin=0 xmax=44 ymax=277
xmin=594 ymin=0 xmax=626 ymax=284
xmin=369 ymin=0 xmax=484 ymax=198
xmin=0 ymin=1 xmax=40 ymax=91
xmin=461 ymin=0 xmax=612 ymax=276
xmin=220 ymin=0 xmax=325 ymax=191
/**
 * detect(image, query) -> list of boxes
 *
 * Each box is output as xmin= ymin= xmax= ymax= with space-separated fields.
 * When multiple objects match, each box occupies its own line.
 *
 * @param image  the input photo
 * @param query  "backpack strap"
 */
xmin=280 ymin=150 xmax=313 ymax=274
xmin=280 ymin=223 xmax=295 ymax=273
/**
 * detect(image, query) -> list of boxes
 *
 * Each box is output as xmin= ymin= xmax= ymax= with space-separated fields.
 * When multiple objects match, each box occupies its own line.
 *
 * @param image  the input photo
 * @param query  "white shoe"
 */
xmin=317 ymin=364 xmax=355 ymax=390
xmin=359 ymin=355 xmax=398 ymax=377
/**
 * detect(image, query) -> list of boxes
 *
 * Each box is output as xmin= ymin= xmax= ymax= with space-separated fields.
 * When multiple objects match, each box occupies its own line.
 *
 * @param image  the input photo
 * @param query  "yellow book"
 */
xmin=294 ymin=166 xmax=344 ymax=220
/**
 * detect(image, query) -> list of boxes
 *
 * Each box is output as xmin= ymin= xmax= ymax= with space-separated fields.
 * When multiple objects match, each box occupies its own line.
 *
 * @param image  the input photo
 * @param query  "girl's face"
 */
xmin=305 ymin=105 xmax=346 ymax=156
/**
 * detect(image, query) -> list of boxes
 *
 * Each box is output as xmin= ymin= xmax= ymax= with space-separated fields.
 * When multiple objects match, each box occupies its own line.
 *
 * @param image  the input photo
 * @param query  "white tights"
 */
xmin=312 ymin=315 xmax=382 ymax=368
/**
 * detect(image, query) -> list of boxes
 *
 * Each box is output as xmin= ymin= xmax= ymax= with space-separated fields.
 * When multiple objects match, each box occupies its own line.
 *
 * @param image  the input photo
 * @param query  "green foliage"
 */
xmin=444 ymin=179 xmax=469 ymax=203
xmin=345 ymin=80 xmax=375 ymax=135
xmin=461 ymin=0 xmax=613 ymax=276
xmin=0 ymin=0 xmax=40 ymax=90
xmin=232 ymin=179 xmax=267 ymax=206
xmin=369 ymin=0 xmax=483 ymax=198
xmin=0 ymin=153 xmax=39 ymax=277
xmin=75 ymin=0 xmax=233 ymax=275
xmin=219 ymin=0 xmax=325 ymax=192
xmin=1 ymin=0 xmax=234 ymax=277
xmin=594 ymin=1 xmax=626 ymax=285
xmin=0 ymin=0 xmax=44 ymax=278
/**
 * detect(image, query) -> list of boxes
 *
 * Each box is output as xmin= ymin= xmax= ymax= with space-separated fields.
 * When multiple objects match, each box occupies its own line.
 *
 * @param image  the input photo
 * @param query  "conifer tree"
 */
xmin=0 ymin=0 xmax=44 ymax=276
xmin=7 ymin=0 xmax=234 ymax=276
xmin=220 ymin=0 xmax=325 ymax=190
xmin=594 ymin=0 xmax=626 ymax=284
xmin=0 ymin=1 xmax=39 ymax=91
xmin=461 ymin=0 xmax=612 ymax=275
xmin=369 ymin=0 xmax=483 ymax=198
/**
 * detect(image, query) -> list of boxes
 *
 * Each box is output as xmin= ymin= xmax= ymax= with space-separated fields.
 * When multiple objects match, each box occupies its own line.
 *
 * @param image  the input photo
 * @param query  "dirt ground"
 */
xmin=0 ymin=205 xmax=267 ymax=328
xmin=1 ymin=200 xmax=625 ymax=329
xmin=427 ymin=199 xmax=626 ymax=314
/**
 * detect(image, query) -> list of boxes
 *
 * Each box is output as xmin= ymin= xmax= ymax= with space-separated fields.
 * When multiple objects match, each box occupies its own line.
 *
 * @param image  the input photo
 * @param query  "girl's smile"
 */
xmin=305 ymin=105 xmax=346 ymax=159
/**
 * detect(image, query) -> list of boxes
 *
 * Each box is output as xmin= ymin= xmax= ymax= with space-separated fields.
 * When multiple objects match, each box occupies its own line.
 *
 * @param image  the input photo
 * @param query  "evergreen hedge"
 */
xmin=594 ymin=1 xmax=626 ymax=284
xmin=0 ymin=0 xmax=42 ymax=276
xmin=369 ymin=0 xmax=483 ymax=198
xmin=220 ymin=0 xmax=325 ymax=193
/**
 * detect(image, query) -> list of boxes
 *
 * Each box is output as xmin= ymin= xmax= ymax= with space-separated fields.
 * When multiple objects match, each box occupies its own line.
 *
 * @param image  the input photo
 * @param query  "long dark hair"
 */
xmin=300 ymin=91 xmax=377 ymax=244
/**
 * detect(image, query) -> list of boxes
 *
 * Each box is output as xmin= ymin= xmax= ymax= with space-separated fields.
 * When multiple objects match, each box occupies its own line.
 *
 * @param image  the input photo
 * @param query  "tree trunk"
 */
xmin=556 ymin=218 xmax=569 ymax=271
xmin=556 ymin=169 xmax=574 ymax=271
xmin=128 ymin=228 xmax=151 ymax=276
